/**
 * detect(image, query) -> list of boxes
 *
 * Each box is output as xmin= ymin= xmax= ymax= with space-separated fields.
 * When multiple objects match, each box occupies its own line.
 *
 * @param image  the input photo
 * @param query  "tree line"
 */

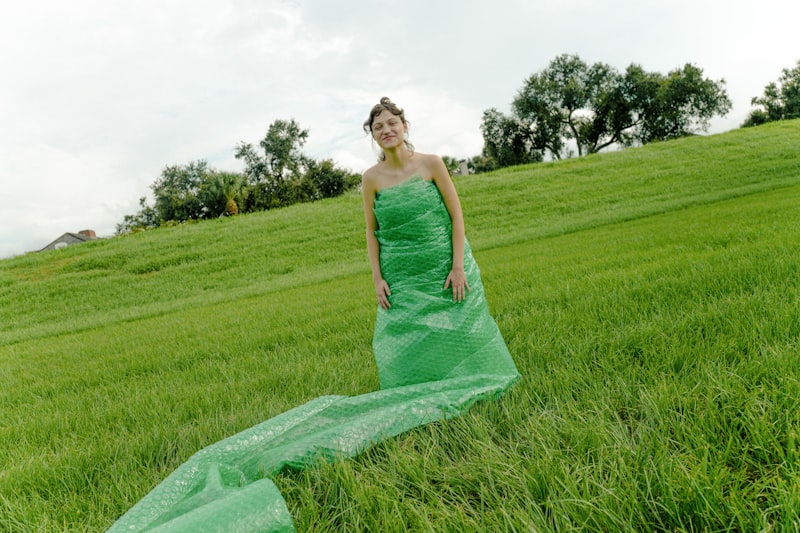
xmin=469 ymin=55 xmax=800 ymax=172
xmin=119 ymin=55 xmax=800 ymax=231
xmin=117 ymin=119 xmax=360 ymax=234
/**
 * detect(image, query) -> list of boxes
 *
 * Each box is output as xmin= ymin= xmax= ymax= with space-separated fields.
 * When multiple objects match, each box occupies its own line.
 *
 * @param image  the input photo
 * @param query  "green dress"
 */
xmin=107 ymin=176 xmax=520 ymax=533
xmin=372 ymin=176 xmax=520 ymax=388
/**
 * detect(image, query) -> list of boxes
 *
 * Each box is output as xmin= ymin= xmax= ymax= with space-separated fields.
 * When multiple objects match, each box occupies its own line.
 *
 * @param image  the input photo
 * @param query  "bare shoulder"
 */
xmin=414 ymin=153 xmax=449 ymax=181
xmin=407 ymin=152 xmax=443 ymax=178
xmin=362 ymin=164 xmax=382 ymax=185
xmin=361 ymin=164 xmax=382 ymax=197
xmin=363 ymin=162 xmax=380 ymax=180
xmin=416 ymin=152 xmax=444 ymax=167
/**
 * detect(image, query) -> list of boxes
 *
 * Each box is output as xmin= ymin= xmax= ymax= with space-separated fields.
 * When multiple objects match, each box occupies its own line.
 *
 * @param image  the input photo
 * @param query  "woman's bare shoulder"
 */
xmin=362 ymin=164 xmax=383 ymax=194
xmin=414 ymin=153 xmax=447 ymax=176
xmin=415 ymin=152 xmax=445 ymax=171
xmin=415 ymin=152 xmax=442 ymax=164
xmin=362 ymin=162 xmax=378 ymax=179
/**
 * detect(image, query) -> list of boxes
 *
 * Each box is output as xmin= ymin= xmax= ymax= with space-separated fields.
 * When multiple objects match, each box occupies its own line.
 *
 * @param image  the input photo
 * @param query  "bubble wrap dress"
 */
xmin=106 ymin=176 xmax=519 ymax=533
xmin=372 ymin=176 xmax=520 ymax=388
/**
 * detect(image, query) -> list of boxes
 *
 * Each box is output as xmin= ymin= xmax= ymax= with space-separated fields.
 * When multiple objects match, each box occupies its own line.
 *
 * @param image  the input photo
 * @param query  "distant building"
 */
xmin=40 ymin=230 xmax=97 ymax=251
xmin=453 ymin=161 xmax=470 ymax=176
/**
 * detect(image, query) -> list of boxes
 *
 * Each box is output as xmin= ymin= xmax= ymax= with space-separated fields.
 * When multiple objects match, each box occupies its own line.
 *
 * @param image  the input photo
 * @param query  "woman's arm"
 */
xmin=362 ymin=174 xmax=392 ymax=309
xmin=428 ymin=155 xmax=470 ymax=302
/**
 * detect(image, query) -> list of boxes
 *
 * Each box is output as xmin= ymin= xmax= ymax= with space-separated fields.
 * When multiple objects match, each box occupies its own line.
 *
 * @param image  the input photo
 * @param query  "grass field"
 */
xmin=1 ymin=120 xmax=799 ymax=531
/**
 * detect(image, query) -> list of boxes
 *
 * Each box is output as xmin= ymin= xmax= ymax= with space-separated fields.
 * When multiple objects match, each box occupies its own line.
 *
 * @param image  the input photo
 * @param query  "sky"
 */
xmin=1 ymin=0 xmax=798 ymax=258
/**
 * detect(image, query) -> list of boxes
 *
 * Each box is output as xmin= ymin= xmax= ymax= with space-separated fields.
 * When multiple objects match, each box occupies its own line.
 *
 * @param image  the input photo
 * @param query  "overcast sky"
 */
xmin=1 ymin=0 xmax=798 ymax=258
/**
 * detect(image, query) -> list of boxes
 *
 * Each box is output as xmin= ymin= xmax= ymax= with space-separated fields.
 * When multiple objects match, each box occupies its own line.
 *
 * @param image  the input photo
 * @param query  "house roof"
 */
xmin=40 ymin=232 xmax=96 ymax=252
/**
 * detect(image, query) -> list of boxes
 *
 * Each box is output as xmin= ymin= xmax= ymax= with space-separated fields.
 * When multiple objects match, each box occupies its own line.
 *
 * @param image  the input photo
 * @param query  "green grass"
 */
xmin=1 ymin=120 xmax=800 ymax=531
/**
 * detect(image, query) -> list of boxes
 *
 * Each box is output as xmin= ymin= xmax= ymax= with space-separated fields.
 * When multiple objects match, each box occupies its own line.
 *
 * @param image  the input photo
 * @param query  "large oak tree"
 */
xmin=482 ymin=54 xmax=731 ymax=165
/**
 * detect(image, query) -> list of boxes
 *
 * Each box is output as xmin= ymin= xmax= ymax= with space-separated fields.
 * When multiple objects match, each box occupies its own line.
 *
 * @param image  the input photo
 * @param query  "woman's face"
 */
xmin=371 ymin=109 xmax=407 ymax=150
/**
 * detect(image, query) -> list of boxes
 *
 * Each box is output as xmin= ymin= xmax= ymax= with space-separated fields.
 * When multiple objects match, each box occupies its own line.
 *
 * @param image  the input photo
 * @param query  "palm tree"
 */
xmin=205 ymin=171 xmax=244 ymax=217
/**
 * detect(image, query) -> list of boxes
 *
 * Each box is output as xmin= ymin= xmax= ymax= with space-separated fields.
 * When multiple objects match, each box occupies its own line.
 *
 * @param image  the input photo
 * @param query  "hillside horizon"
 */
xmin=2 ymin=119 xmax=799 ymax=531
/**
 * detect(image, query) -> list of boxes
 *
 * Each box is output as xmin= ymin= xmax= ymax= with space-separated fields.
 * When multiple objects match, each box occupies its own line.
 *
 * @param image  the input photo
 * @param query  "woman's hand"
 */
xmin=375 ymin=278 xmax=392 ymax=310
xmin=444 ymin=268 xmax=470 ymax=303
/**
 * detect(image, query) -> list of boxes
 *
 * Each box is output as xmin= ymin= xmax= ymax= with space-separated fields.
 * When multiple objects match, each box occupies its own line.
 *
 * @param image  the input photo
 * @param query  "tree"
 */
xmin=235 ymin=119 xmax=311 ymax=209
xmin=150 ymin=160 xmax=209 ymax=223
xmin=513 ymin=54 xmax=615 ymax=157
xmin=504 ymin=54 xmax=731 ymax=164
xmin=200 ymin=171 xmax=245 ymax=217
xmin=116 ymin=196 xmax=158 ymax=234
xmin=480 ymin=108 xmax=545 ymax=168
xmin=118 ymin=118 xmax=361 ymax=232
xmin=441 ymin=156 xmax=462 ymax=174
xmin=743 ymin=60 xmax=800 ymax=127
xmin=637 ymin=63 xmax=732 ymax=142
xmin=235 ymin=119 xmax=309 ymax=181
xmin=467 ymin=155 xmax=497 ymax=174
xmin=302 ymin=159 xmax=359 ymax=200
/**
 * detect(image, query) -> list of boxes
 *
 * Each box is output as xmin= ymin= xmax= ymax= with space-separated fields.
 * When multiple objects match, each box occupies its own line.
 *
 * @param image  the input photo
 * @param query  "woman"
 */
xmin=108 ymin=98 xmax=519 ymax=533
xmin=361 ymin=97 xmax=519 ymax=389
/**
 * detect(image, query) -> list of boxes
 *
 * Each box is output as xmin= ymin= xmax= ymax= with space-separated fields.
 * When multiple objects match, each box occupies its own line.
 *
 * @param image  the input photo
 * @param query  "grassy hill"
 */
xmin=1 ymin=120 xmax=799 ymax=531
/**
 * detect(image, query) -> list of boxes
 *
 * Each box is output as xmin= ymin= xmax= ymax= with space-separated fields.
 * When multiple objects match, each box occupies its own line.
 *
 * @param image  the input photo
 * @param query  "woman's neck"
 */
xmin=382 ymin=145 xmax=412 ymax=169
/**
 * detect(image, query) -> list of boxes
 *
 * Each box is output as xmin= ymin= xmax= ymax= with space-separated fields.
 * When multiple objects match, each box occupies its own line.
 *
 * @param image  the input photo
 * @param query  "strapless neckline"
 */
xmin=376 ymin=174 xmax=431 ymax=196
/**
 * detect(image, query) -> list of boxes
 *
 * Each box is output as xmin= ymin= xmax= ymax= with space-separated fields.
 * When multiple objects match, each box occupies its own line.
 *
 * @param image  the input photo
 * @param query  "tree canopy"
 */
xmin=117 ymin=119 xmax=359 ymax=234
xmin=481 ymin=54 xmax=731 ymax=166
xmin=235 ymin=119 xmax=313 ymax=210
xmin=480 ymin=108 xmax=546 ymax=168
xmin=742 ymin=60 xmax=800 ymax=127
xmin=235 ymin=119 xmax=310 ymax=183
xmin=118 ymin=53 xmax=780 ymax=234
xmin=150 ymin=160 xmax=209 ymax=223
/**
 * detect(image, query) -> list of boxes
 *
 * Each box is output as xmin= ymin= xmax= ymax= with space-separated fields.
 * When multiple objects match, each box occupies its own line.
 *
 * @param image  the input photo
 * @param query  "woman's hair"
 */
xmin=363 ymin=96 xmax=414 ymax=157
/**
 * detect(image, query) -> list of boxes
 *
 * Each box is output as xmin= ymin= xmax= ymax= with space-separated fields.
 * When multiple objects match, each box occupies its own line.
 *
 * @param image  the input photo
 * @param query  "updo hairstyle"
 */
xmin=363 ymin=97 xmax=414 ymax=157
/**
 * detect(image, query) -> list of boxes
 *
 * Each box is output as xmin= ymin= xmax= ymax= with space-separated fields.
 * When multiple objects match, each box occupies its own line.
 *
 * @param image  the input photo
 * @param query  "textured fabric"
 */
xmin=372 ymin=176 xmax=519 ymax=388
xmin=107 ymin=176 xmax=520 ymax=532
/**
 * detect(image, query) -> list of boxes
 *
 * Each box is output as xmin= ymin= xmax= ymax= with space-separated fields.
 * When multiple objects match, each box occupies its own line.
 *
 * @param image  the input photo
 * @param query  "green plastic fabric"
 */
xmin=107 ymin=176 xmax=520 ymax=532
